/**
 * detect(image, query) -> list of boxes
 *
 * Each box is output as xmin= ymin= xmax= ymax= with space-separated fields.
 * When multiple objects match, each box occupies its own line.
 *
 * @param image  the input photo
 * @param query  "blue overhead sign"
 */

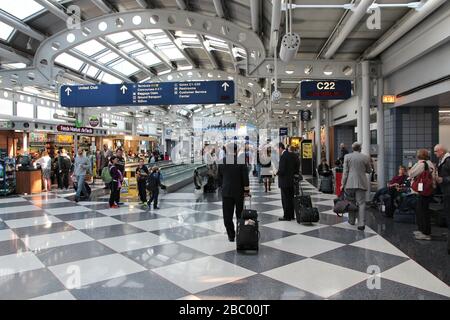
xmin=60 ymin=80 xmax=235 ymax=108
xmin=300 ymin=80 xmax=352 ymax=100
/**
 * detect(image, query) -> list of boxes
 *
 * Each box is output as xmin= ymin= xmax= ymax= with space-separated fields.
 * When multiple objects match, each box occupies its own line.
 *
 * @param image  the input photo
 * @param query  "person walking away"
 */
xmin=409 ymin=149 xmax=437 ymax=240
xmin=434 ymin=144 xmax=450 ymax=254
xmin=115 ymin=148 xmax=126 ymax=204
xmin=136 ymin=158 xmax=149 ymax=205
xmin=59 ymin=149 xmax=72 ymax=190
xmin=260 ymin=146 xmax=274 ymax=192
xmin=147 ymin=166 xmax=162 ymax=209
xmin=277 ymin=143 xmax=298 ymax=221
xmin=218 ymin=143 xmax=250 ymax=242
xmin=341 ymin=142 xmax=372 ymax=230
xmin=73 ymin=149 xmax=90 ymax=202
xmin=100 ymin=145 xmax=112 ymax=189
xmin=149 ymin=153 xmax=156 ymax=165
xmin=37 ymin=151 xmax=52 ymax=192
xmin=108 ymin=156 xmax=122 ymax=208
xmin=56 ymin=149 xmax=63 ymax=189
xmin=339 ymin=143 xmax=349 ymax=163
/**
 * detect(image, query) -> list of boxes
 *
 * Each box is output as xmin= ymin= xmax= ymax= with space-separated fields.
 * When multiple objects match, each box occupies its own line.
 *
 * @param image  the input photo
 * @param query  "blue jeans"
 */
xmin=75 ymin=175 xmax=87 ymax=199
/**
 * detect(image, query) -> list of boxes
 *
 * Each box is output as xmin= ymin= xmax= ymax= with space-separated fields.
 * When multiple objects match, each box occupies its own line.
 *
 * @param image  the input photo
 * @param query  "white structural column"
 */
xmin=376 ymin=77 xmax=385 ymax=188
xmin=23 ymin=133 xmax=28 ymax=153
xmin=361 ymin=61 xmax=371 ymax=155
xmin=315 ymin=101 xmax=321 ymax=166
xmin=299 ymin=115 xmax=304 ymax=138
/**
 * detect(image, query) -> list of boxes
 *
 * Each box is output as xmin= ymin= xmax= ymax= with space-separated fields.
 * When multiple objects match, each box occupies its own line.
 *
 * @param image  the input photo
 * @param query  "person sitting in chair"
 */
xmin=318 ymin=158 xmax=332 ymax=177
xmin=370 ymin=165 xmax=409 ymax=206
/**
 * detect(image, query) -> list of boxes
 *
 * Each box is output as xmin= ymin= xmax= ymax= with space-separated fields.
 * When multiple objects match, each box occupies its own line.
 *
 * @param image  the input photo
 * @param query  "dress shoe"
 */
xmin=357 ymin=226 xmax=365 ymax=231
xmin=278 ymin=217 xmax=292 ymax=221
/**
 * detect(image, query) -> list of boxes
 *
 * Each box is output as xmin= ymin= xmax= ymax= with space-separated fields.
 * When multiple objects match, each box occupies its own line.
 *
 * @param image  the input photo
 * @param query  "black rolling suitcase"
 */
xmin=294 ymin=178 xmax=319 ymax=224
xmin=236 ymin=197 xmax=259 ymax=251
xmin=73 ymin=181 xmax=91 ymax=199
xmin=319 ymin=175 xmax=333 ymax=194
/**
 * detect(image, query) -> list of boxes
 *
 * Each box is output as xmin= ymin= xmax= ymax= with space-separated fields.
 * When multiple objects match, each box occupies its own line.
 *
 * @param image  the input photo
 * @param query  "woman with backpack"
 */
xmin=409 ymin=149 xmax=437 ymax=241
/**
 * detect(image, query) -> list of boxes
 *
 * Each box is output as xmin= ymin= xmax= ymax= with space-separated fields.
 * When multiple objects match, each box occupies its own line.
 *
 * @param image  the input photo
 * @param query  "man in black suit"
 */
xmin=277 ymin=142 xmax=299 ymax=221
xmin=218 ymin=143 xmax=250 ymax=242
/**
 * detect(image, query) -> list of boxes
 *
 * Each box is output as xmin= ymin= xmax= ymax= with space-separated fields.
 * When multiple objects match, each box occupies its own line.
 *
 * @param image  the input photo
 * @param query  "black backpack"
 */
xmin=146 ymin=172 xmax=159 ymax=190
xmin=62 ymin=157 xmax=72 ymax=171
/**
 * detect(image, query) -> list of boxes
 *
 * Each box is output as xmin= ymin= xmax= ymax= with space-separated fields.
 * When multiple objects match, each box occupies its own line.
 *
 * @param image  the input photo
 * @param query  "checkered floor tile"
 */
xmin=0 ymin=176 xmax=449 ymax=300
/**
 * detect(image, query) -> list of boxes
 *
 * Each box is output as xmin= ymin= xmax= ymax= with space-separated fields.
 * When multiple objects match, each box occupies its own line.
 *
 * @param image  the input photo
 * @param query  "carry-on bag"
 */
xmin=319 ymin=175 xmax=333 ymax=194
xmin=294 ymin=182 xmax=319 ymax=224
xmin=236 ymin=197 xmax=259 ymax=251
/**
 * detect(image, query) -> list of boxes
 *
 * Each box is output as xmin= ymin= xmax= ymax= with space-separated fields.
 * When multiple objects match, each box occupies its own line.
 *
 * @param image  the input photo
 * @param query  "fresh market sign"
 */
xmin=57 ymin=125 xmax=94 ymax=134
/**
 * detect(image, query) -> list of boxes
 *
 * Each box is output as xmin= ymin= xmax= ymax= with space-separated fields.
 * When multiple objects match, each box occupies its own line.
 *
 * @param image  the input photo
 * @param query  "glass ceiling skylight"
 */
xmin=0 ymin=0 xmax=44 ymax=20
xmin=83 ymin=65 xmax=100 ymax=78
xmin=157 ymin=45 xmax=185 ymax=60
xmin=110 ymin=60 xmax=140 ymax=76
xmin=0 ymin=21 xmax=14 ymax=41
xmin=120 ymin=41 xmax=145 ymax=53
xmin=100 ymin=73 xmax=122 ymax=84
xmin=55 ymin=53 xmax=84 ymax=71
xmin=134 ymin=51 xmax=160 ymax=66
xmin=74 ymin=40 xmax=106 ymax=57
xmin=107 ymin=32 xmax=134 ymax=44
xmin=97 ymin=52 xmax=120 ymax=64
xmin=0 ymin=0 xmax=63 ymax=41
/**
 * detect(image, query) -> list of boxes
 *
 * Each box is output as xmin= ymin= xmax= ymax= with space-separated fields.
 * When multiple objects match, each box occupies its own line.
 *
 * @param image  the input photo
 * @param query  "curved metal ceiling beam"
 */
xmin=33 ymin=9 xmax=266 ymax=79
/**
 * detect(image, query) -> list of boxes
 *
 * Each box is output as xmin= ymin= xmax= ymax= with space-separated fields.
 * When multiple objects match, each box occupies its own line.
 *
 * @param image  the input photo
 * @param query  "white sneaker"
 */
xmin=415 ymin=233 xmax=431 ymax=241
xmin=413 ymin=230 xmax=423 ymax=236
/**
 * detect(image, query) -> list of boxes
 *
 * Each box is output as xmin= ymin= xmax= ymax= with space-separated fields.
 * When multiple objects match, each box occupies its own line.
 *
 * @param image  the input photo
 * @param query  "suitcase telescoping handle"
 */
xmin=294 ymin=174 xmax=303 ymax=196
xmin=244 ymin=194 xmax=252 ymax=209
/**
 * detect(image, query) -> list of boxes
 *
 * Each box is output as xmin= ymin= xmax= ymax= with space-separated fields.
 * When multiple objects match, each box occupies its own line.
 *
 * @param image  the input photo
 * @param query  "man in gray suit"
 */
xmin=341 ymin=142 xmax=372 ymax=231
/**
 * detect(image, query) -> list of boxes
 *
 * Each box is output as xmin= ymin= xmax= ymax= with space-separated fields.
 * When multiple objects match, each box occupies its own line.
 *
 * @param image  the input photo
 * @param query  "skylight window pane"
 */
xmin=101 ymin=73 xmax=122 ymax=84
xmin=97 ymin=52 xmax=119 ymax=64
xmin=107 ymin=32 xmax=134 ymax=44
xmin=174 ymin=31 xmax=197 ymax=38
xmin=74 ymin=40 xmax=106 ymax=57
xmin=134 ymin=52 xmax=161 ymax=66
xmin=141 ymin=29 xmax=164 ymax=35
xmin=178 ymin=65 xmax=193 ymax=71
xmin=121 ymin=42 xmax=145 ymax=53
xmin=158 ymin=46 xmax=184 ymax=60
xmin=0 ymin=21 xmax=14 ymax=40
xmin=84 ymin=65 xmax=100 ymax=78
xmin=111 ymin=60 xmax=140 ymax=76
xmin=0 ymin=0 xmax=43 ymax=19
xmin=55 ymin=53 xmax=84 ymax=71
xmin=2 ymin=63 xmax=27 ymax=69
xmin=150 ymin=38 xmax=171 ymax=45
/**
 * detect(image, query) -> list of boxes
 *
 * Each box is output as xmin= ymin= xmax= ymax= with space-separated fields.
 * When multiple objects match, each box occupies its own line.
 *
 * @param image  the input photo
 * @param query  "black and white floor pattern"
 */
xmin=0 ymin=177 xmax=449 ymax=300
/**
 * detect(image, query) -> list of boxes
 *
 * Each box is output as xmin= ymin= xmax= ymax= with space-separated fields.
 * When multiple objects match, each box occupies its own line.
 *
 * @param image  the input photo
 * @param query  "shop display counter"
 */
xmin=16 ymin=169 xmax=42 ymax=194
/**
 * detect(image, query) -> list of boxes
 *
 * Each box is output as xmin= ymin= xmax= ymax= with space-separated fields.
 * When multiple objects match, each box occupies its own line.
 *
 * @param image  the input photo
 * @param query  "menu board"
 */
xmin=29 ymin=132 xmax=47 ymax=143
xmin=56 ymin=134 xmax=74 ymax=144
xmin=302 ymin=142 xmax=313 ymax=159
